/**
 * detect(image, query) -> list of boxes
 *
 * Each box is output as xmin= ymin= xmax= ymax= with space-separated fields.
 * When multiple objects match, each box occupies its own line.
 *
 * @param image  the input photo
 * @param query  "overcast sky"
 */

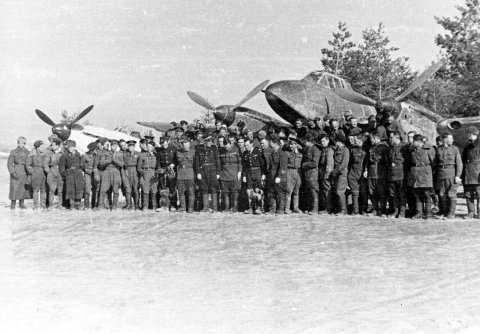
xmin=0 ymin=0 xmax=461 ymax=145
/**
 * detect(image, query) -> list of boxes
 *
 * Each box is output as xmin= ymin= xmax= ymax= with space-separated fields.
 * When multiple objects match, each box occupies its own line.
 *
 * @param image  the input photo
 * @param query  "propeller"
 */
xmin=187 ymin=80 xmax=270 ymax=126
xmin=34 ymin=105 xmax=94 ymax=141
xmin=334 ymin=61 xmax=444 ymax=115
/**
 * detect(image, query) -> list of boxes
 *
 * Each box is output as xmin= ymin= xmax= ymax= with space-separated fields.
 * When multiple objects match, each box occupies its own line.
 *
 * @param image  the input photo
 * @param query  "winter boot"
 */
xmin=124 ymin=193 xmax=131 ymax=210
xmin=337 ymin=194 xmax=347 ymax=216
xmin=292 ymin=194 xmax=300 ymax=213
xmin=10 ymin=200 xmax=16 ymax=210
xmin=445 ymin=198 xmax=456 ymax=219
xmin=32 ymin=190 xmax=39 ymax=210
xmin=309 ymin=191 xmax=319 ymax=215
xmin=202 ymin=194 xmax=210 ymax=212
xmin=112 ymin=193 xmax=119 ymax=210
xmin=351 ymin=193 xmax=359 ymax=215
xmin=223 ymin=193 xmax=230 ymax=212
xmin=411 ymin=198 xmax=423 ymax=220
xmin=278 ymin=194 xmax=286 ymax=215
xmin=212 ymin=193 xmax=218 ymax=213
xmin=424 ymin=197 xmax=433 ymax=219
xmin=142 ymin=193 xmax=150 ymax=210
xmin=231 ymin=192 xmax=238 ymax=213
xmin=464 ymin=199 xmax=475 ymax=219
xmin=269 ymin=196 xmax=277 ymax=215
xmin=187 ymin=195 xmax=195 ymax=213
xmin=98 ymin=193 xmax=108 ymax=210
xmin=285 ymin=194 xmax=292 ymax=214
xmin=133 ymin=193 xmax=140 ymax=210
xmin=398 ymin=206 xmax=406 ymax=219
xmin=84 ymin=193 xmax=90 ymax=210
xmin=178 ymin=195 xmax=186 ymax=212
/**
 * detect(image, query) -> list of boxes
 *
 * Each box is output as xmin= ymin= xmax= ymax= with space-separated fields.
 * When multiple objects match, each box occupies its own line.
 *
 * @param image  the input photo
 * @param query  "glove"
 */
xmin=455 ymin=176 xmax=462 ymax=184
xmin=197 ymin=173 xmax=202 ymax=180
xmin=275 ymin=177 xmax=280 ymax=184
xmin=169 ymin=163 xmax=175 ymax=169
xmin=261 ymin=174 xmax=266 ymax=181
xmin=216 ymin=175 xmax=220 ymax=179
xmin=10 ymin=173 xmax=18 ymax=180
xmin=237 ymin=172 xmax=242 ymax=181
xmin=242 ymin=176 xmax=247 ymax=183
xmin=363 ymin=171 xmax=368 ymax=178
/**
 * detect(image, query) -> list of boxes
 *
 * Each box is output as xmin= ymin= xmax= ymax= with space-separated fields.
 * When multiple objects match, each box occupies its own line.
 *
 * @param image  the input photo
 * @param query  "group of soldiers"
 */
xmin=7 ymin=111 xmax=480 ymax=220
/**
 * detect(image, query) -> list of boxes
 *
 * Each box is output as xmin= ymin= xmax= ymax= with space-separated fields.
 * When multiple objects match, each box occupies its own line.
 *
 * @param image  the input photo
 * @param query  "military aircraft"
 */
xmin=263 ymin=61 xmax=478 ymax=150
xmin=35 ymin=105 xmax=142 ymax=153
xmin=137 ymin=80 xmax=291 ymax=133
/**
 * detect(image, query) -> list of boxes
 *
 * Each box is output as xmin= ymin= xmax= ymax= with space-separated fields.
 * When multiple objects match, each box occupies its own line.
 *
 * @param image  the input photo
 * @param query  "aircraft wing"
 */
xmin=71 ymin=125 xmax=142 ymax=153
xmin=136 ymin=122 xmax=172 ymax=133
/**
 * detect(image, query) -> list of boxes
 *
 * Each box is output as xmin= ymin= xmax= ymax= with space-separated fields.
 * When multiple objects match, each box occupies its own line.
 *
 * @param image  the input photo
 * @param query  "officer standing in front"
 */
xmin=462 ymin=126 xmax=480 ymax=219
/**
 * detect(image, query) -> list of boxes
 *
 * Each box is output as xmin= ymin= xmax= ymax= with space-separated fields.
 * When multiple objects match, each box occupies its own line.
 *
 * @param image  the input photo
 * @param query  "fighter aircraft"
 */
xmin=263 ymin=61 xmax=478 ymax=150
xmin=137 ymin=80 xmax=291 ymax=133
xmin=35 ymin=105 xmax=142 ymax=153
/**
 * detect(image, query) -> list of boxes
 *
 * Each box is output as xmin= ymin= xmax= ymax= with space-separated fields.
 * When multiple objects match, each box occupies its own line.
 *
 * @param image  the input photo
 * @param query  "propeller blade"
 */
xmin=333 ymin=88 xmax=376 ymax=106
xmin=35 ymin=109 xmax=57 ymax=126
xmin=395 ymin=61 xmax=444 ymax=102
xmin=70 ymin=105 xmax=94 ymax=125
xmin=186 ymin=91 xmax=216 ymax=111
xmin=233 ymin=80 xmax=270 ymax=110
xmin=70 ymin=123 xmax=84 ymax=131
xmin=404 ymin=100 xmax=445 ymax=123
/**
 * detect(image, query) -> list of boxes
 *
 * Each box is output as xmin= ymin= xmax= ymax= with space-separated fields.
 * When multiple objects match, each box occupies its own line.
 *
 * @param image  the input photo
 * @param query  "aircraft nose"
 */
xmin=264 ymin=80 xmax=305 ymax=123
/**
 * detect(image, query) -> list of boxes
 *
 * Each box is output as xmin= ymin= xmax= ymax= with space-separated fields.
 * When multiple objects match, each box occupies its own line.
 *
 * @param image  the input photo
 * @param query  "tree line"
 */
xmin=321 ymin=0 xmax=480 ymax=118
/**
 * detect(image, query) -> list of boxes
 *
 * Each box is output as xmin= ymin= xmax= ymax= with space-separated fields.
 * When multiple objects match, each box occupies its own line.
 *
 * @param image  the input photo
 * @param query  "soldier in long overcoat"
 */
xmin=7 ymin=136 xmax=30 ymax=209
xmin=59 ymin=140 xmax=84 ymax=209
xmin=462 ymin=126 xmax=480 ymax=219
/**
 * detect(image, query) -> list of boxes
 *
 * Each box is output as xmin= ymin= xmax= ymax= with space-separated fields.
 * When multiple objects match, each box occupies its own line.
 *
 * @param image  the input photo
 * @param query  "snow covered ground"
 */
xmin=1 ymin=159 xmax=480 ymax=333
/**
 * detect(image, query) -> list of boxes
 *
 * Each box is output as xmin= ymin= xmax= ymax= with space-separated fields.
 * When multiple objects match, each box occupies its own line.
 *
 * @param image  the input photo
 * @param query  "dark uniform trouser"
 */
xmin=158 ymin=171 xmax=176 ymax=209
xmin=368 ymin=177 xmax=387 ymax=213
xmin=196 ymin=165 xmax=219 ymax=211
xmin=388 ymin=179 xmax=406 ymax=214
xmin=140 ymin=169 xmax=158 ymax=210
xmin=464 ymin=184 xmax=480 ymax=215
xmin=220 ymin=180 xmax=239 ymax=211
xmin=124 ymin=167 xmax=139 ymax=208
xmin=414 ymin=187 xmax=432 ymax=216
xmin=83 ymin=173 xmax=93 ymax=208
xmin=348 ymin=176 xmax=367 ymax=214
xmin=305 ymin=171 xmax=319 ymax=212
xmin=267 ymin=179 xmax=288 ymax=214
xmin=177 ymin=179 xmax=195 ymax=211
xmin=32 ymin=169 xmax=46 ymax=208
xmin=434 ymin=178 xmax=458 ymax=216
xmin=319 ymin=178 xmax=331 ymax=212
xmin=47 ymin=170 xmax=63 ymax=207
xmin=329 ymin=175 xmax=347 ymax=213
xmin=286 ymin=169 xmax=301 ymax=212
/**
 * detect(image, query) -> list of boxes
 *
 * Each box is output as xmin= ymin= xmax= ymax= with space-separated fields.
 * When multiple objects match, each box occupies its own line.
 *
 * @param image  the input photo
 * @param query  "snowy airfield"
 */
xmin=1 ymin=159 xmax=480 ymax=333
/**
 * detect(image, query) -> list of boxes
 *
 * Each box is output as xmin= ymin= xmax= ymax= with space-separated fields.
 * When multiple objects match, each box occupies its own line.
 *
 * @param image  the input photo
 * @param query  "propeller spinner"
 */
xmin=333 ymin=61 xmax=444 ymax=115
xmin=187 ymin=80 xmax=269 ymax=126
xmin=35 ymin=105 xmax=94 ymax=141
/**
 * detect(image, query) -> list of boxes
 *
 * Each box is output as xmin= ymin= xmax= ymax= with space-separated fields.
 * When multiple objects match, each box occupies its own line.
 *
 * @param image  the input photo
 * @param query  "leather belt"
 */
xmin=437 ymin=165 xmax=454 ymax=169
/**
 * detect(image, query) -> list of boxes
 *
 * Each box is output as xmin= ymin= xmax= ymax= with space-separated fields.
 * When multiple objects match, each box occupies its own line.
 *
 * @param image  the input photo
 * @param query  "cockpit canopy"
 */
xmin=301 ymin=71 xmax=352 ymax=90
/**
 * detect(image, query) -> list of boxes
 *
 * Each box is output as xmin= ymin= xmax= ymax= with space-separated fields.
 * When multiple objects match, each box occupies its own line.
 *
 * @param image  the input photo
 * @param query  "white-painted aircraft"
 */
xmin=34 ymin=106 xmax=142 ymax=153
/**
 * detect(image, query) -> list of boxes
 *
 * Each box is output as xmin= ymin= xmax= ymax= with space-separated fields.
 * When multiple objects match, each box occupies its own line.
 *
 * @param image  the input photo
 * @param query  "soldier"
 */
xmin=99 ymin=140 xmax=124 ymax=210
xmin=93 ymin=138 xmax=109 ymax=209
xmin=242 ymin=139 xmax=266 ymax=214
xmin=137 ymin=140 xmax=158 ymax=211
xmin=26 ymin=140 xmax=47 ymax=210
xmin=405 ymin=131 xmax=417 ymax=216
xmin=348 ymin=131 xmax=367 ymax=215
xmin=218 ymin=138 xmax=242 ymax=213
xmin=388 ymin=131 xmax=409 ymax=218
xmin=175 ymin=139 xmax=196 ymax=213
xmin=462 ymin=126 xmax=480 ymax=219
xmin=317 ymin=134 xmax=334 ymax=214
xmin=408 ymin=134 xmax=435 ymax=219
xmin=301 ymin=134 xmax=321 ymax=215
xmin=123 ymin=140 xmax=140 ymax=210
xmin=326 ymin=118 xmax=346 ymax=144
xmin=285 ymin=138 xmax=303 ymax=214
xmin=433 ymin=132 xmax=463 ymax=219
xmin=59 ymin=140 xmax=84 ymax=209
xmin=80 ymin=142 xmax=97 ymax=209
xmin=44 ymin=137 xmax=64 ymax=209
xmin=8 ymin=137 xmax=30 ymax=209
xmin=294 ymin=118 xmax=308 ymax=139
xmin=364 ymin=131 xmax=390 ymax=217
xmin=194 ymin=136 xmax=220 ymax=213
xmin=329 ymin=133 xmax=350 ymax=215
xmin=267 ymin=137 xmax=288 ymax=214
xmin=156 ymin=137 xmax=177 ymax=211
xmin=260 ymin=137 xmax=272 ymax=212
